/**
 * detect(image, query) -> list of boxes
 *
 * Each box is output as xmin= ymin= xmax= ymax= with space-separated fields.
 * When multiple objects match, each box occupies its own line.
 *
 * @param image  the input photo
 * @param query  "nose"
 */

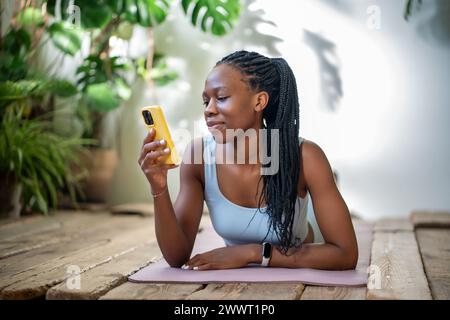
xmin=204 ymin=99 xmax=218 ymax=117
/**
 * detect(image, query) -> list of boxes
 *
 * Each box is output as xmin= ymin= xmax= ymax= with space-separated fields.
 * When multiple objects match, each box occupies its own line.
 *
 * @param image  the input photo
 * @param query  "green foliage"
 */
xmin=84 ymin=83 xmax=120 ymax=112
xmin=47 ymin=21 xmax=83 ymax=56
xmin=109 ymin=0 xmax=171 ymax=27
xmin=0 ymin=28 xmax=31 ymax=81
xmin=16 ymin=7 xmax=45 ymax=27
xmin=0 ymin=80 xmax=77 ymax=107
xmin=76 ymin=55 xmax=131 ymax=112
xmin=0 ymin=0 xmax=243 ymax=215
xmin=47 ymin=0 xmax=113 ymax=29
xmin=0 ymin=109 xmax=92 ymax=214
xmin=0 ymin=79 xmax=78 ymax=112
xmin=181 ymin=0 xmax=241 ymax=35
xmin=134 ymin=53 xmax=179 ymax=85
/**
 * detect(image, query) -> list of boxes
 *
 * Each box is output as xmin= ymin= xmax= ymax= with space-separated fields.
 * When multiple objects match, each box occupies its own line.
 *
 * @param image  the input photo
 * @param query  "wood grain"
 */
xmin=367 ymin=231 xmax=432 ymax=300
xmin=46 ymin=241 xmax=162 ymax=300
xmin=374 ymin=219 xmax=414 ymax=233
xmin=300 ymin=286 xmax=366 ymax=300
xmin=415 ymin=228 xmax=450 ymax=300
xmin=0 ymin=216 xmax=154 ymax=299
xmin=0 ymin=212 xmax=110 ymax=259
xmin=410 ymin=211 xmax=450 ymax=228
xmin=186 ymin=283 xmax=305 ymax=300
xmin=99 ymin=282 xmax=205 ymax=300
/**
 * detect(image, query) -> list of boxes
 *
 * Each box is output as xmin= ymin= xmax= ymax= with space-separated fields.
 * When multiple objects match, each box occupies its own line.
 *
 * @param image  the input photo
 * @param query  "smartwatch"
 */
xmin=261 ymin=242 xmax=272 ymax=267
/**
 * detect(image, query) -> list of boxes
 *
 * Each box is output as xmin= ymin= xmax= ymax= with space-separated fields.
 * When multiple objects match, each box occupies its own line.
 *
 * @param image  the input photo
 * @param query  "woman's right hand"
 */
xmin=138 ymin=128 xmax=179 ymax=194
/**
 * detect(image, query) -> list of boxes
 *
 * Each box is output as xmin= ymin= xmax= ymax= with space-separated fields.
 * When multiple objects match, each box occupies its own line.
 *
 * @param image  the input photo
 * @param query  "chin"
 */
xmin=208 ymin=127 xmax=227 ymax=142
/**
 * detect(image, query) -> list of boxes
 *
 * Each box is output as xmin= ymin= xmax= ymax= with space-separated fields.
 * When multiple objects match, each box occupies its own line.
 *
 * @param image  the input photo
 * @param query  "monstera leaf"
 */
xmin=181 ymin=0 xmax=241 ymax=36
xmin=107 ymin=0 xmax=171 ymax=27
xmin=47 ymin=0 xmax=112 ymax=29
xmin=16 ymin=7 xmax=45 ymax=27
xmin=47 ymin=22 xmax=83 ymax=56
xmin=84 ymin=82 xmax=120 ymax=112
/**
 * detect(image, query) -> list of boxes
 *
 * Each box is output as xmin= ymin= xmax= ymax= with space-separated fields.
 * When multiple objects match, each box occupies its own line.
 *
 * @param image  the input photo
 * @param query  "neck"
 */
xmin=219 ymin=125 xmax=265 ymax=166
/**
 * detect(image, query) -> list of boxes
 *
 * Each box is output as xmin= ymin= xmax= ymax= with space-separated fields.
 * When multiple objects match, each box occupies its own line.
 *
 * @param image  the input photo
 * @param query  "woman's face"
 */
xmin=203 ymin=64 xmax=268 ymax=140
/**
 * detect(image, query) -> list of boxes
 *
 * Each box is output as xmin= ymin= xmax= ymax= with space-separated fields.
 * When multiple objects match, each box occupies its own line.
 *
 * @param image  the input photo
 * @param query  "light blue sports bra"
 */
xmin=202 ymin=134 xmax=310 ymax=247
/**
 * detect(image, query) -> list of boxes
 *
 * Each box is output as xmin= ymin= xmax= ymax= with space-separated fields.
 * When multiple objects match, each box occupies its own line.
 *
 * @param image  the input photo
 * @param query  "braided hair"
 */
xmin=215 ymin=50 xmax=301 ymax=255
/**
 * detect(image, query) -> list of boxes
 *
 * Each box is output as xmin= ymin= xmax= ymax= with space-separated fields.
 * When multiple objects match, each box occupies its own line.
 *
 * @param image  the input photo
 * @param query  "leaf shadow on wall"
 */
xmin=303 ymin=29 xmax=343 ymax=112
xmin=412 ymin=0 xmax=450 ymax=48
xmin=152 ymin=0 xmax=283 ymax=133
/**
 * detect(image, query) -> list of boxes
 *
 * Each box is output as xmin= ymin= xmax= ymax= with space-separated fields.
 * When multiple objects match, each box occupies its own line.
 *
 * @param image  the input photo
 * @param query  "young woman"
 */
xmin=138 ymin=50 xmax=358 ymax=271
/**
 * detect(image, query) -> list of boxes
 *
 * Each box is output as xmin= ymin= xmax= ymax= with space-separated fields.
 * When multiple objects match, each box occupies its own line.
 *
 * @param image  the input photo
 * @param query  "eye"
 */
xmin=202 ymin=100 xmax=209 ymax=107
xmin=217 ymin=96 xmax=229 ymax=101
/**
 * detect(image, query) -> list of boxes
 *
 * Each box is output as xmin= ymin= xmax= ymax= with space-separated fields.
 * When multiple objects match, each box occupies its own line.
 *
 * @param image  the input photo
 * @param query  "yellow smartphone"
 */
xmin=141 ymin=106 xmax=181 ymax=165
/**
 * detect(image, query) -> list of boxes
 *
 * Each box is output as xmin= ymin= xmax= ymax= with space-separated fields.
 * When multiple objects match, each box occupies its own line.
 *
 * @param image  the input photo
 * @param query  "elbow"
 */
xmin=166 ymin=258 xmax=186 ymax=268
xmin=340 ymin=247 xmax=358 ymax=270
xmin=168 ymin=262 xmax=184 ymax=268
xmin=164 ymin=253 xmax=190 ymax=269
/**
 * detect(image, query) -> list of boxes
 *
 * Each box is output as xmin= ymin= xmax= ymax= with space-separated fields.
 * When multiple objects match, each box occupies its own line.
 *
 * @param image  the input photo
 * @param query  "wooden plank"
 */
xmin=410 ymin=211 xmax=450 ymax=228
xmin=0 ymin=210 xmax=109 ymax=241
xmin=186 ymin=283 xmax=305 ymax=300
xmin=1 ymin=211 xmax=211 ymax=299
xmin=0 ymin=226 xmax=152 ymax=299
xmin=46 ymin=241 xmax=162 ymax=300
xmin=0 ymin=214 xmax=43 ymax=227
xmin=0 ymin=216 xmax=61 ymax=241
xmin=300 ymin=286 xmax=366 ymax=300
xmin=183 ymin=215 xmax=305 ymax=300
xmin=93 ymin=215 xmax=211 ymax=299
xmin=0 ymin=212 xmax=111 ymax=259
xmin=0 ymin=214 xmax=149 ymax=277
xmin=415 ymin=228 xmax=450 ymax=300
xmin=0 ymin=216 xmax=154 ymax=299
xmin=106 ymin=214 xmax=303 ymax=301
xmin=374 ymin=219 xmax=413 ymax=233
xmin=110 ymin=203 xmax=154 ymax=216
xmin=367 ymin=231 xmax=432 ymax=300
xmin=99 ymin=282 xmax=205 ymax=300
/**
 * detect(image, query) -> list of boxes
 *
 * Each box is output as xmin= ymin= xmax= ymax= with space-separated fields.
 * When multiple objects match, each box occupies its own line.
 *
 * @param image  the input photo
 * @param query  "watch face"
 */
xmin=263 ymin=242 xmax=272 ymax=257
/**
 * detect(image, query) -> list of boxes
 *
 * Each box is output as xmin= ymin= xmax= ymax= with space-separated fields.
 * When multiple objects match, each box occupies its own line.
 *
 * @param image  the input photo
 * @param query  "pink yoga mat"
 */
xmin=129 ymin=220 xmax=373 ymax=287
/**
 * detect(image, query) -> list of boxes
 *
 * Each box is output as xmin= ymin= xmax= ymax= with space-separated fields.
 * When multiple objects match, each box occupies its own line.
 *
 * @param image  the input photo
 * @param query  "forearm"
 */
xmin=247 ymin=243 xmax=357 ymax=270
xmin=153 ymin=191 xmax=190 ymax=267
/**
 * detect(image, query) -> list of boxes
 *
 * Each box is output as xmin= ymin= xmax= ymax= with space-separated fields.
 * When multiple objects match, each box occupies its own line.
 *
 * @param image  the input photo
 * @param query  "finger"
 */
xmin=142 ymin=128 xmax=156 ymax=146
xmin=186 ymin=255 xmax=199 ymax=266
xmin=162 ymin=164 xmax=179 ymax=170
xmin=142 ymin=140 xmax=166 ymax=154
xmin=195 ymin=263 xmax=212 ymax=271
xmin=141 ymin=149 xmax=170 ymax=167
xmin=186 ymin=254 xmax=204 ymax=268
xmin=139 ymin=140 xmax=163 ymax=165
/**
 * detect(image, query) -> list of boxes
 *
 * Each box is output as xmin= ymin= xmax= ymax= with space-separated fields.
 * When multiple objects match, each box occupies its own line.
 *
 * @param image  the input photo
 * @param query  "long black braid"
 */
xmin=215 ymin=50 xmax=301 ymax=255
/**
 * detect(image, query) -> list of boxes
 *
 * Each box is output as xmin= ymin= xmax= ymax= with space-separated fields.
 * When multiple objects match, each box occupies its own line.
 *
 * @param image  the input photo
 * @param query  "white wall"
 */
xmin=109 ymin=0 xmax=450 ymax=219
xmin=7 ymin=0 xmax=446 ymax=218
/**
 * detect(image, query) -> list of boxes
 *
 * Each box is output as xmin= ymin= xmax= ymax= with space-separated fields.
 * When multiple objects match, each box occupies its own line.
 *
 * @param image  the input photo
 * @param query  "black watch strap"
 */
xmin=261 ymin=242 xmax=272 ymax=267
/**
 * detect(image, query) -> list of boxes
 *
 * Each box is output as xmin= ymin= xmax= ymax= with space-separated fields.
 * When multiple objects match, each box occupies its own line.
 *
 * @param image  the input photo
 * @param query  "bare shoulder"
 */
xmin=300 ymin=139 xmax=334 ymax=188
xmin=301 ymin=139 xmax=328 ymax=163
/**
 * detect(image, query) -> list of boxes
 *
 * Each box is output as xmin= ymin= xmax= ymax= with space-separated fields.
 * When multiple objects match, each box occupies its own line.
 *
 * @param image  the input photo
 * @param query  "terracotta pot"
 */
xmin=77 ymin=148 xmax=119 ymax=203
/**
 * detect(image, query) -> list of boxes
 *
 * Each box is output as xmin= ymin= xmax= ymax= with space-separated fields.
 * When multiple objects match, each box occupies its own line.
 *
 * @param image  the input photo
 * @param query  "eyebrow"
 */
xmin=202 ymin=86 xmax=228 ymax=97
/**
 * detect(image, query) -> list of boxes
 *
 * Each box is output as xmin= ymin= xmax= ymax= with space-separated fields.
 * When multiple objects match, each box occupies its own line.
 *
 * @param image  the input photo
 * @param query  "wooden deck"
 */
xmin=0 ymin=207 xmax=448 ymax=300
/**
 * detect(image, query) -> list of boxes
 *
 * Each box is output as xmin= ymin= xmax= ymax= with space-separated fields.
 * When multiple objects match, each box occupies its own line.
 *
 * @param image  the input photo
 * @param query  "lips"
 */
xmin=206 ymin=120 xmax=225 ymax=128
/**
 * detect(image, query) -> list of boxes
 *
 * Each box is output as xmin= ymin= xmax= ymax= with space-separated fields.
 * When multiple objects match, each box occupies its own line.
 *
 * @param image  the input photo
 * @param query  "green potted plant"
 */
xmin=0 ymin=103 xmax=89 ymax=218
xmin=1 ymin=0 xmax=243 ymax=205
xmin=43 ymin=0 xmax=243 ymax=202
xmin=0 ymin=2 xmax=91 ymax=217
